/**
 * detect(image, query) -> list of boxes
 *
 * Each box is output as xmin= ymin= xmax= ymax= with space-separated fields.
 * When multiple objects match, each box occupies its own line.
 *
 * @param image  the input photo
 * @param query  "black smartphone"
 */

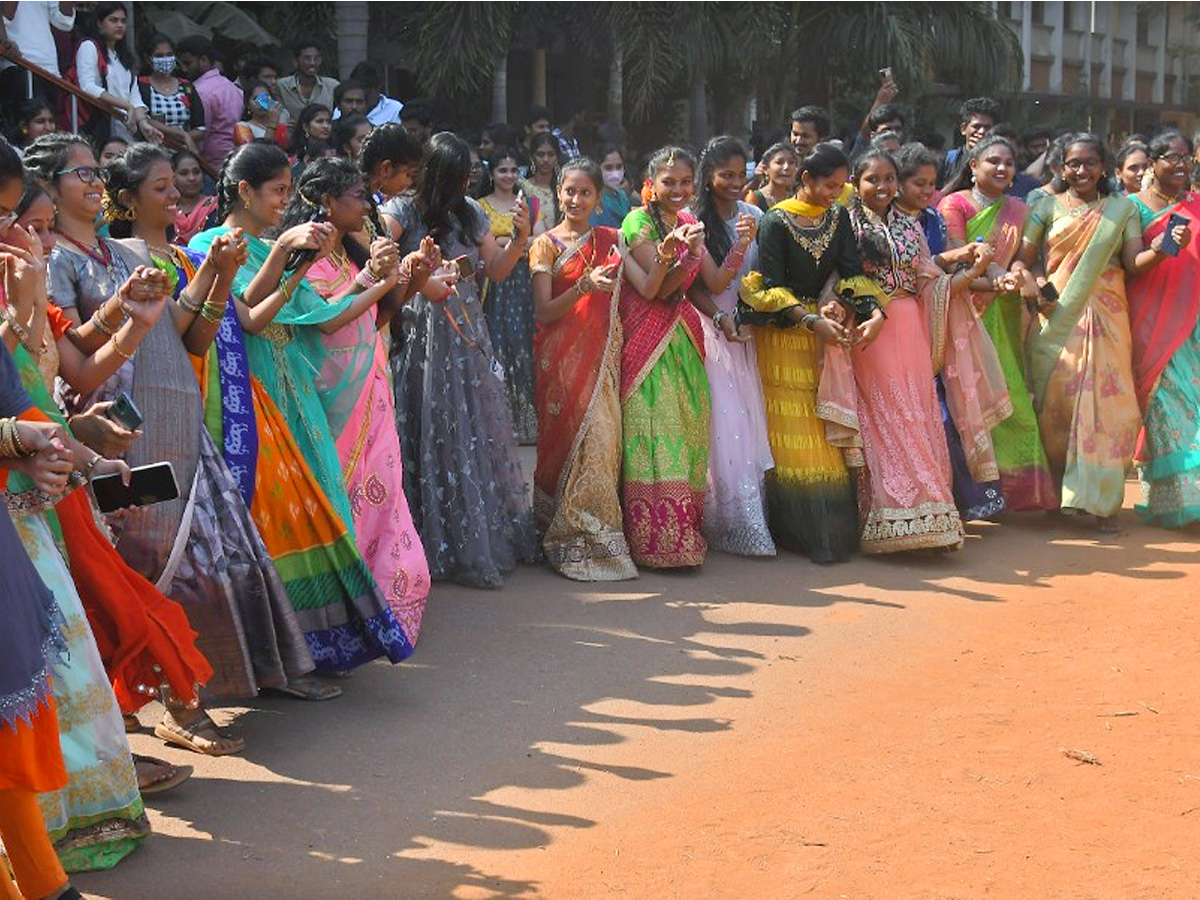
xmin=1159 ymin=212 xmax=1190 ymax=257
xmin=1039 ymin=282 xmax=1059 ymax=303
xmin=105 ymin=391 xmax=143 ymax=431
xmin=284 ymin=208 xmax=327 ymax=273
xmin=91 ymin=462 xmax=180 ymax=514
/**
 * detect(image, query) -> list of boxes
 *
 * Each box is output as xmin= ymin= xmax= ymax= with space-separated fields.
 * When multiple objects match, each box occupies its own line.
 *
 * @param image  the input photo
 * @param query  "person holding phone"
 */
xmin=1127 ymin=129 xmax=1200 ymax=528
xmin=528 ymin=156 xmax=635 ymax=581
xmin=479 ymin=146 xmax=541 ymax=443
xmin=1015 ymin=133 xmax=1178 ymax=532
xmin=689 ymin=135 xmax=775 ymax=557
xmin=385 ymin=132 xmax=537 ymax=588
xmin=233 ymin=81 xmax=281 ymax=147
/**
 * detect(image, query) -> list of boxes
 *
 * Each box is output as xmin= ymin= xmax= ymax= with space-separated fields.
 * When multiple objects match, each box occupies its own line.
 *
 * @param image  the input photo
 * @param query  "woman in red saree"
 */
xmin=1126 ymin=129 xmax=1200 ymax=527
xmin=530 ymin=158 xmax=635 ymax=581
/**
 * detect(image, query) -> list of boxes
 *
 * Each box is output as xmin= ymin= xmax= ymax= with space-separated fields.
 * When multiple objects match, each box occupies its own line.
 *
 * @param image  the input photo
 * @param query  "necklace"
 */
xmin=1149 ymin=183 xmax=1187 ymax=206
xmin=55 ymin=230 xmax=112 ymax=268
xmin=894 ymin=201 xmax=923 ymax=218
xmin=328 ymin=244 xmax=350 ymax=272
xmin=146 ymin=242 xmax=176 ymax=262
xmin=971 ymin=186 xmax=1001 ymax=209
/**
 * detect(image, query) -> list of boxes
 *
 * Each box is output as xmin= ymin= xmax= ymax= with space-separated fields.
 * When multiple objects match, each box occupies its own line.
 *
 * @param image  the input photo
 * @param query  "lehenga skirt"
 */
xmin=1136 ymin=316 xmax=1200 ymax=526
xmin=980 ymin=292 xmax=1057 ymax=510
xmin=15 ymin=515 xmax=149 ymax=873
xmin=621 ymin=324 xmax=711 ymax=568
xmin=753 ymin=324 xmax=857 ymax=563
xmin=850 ymin=296 xmax=963 ymax=553
xmin=700 ymin=317 xmax=776 ymax=556
xmin=484 ymin=258 xmax=539 ymax=444
xmin=393 ymin=292 xmax=537 ymax=588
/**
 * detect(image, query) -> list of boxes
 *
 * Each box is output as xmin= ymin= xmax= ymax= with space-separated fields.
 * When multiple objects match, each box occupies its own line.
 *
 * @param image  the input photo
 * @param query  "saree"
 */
xmin=940 ymin=191 xmax=1057 ymax=511
xmin=619 ymin=207 xmax=711 ymax=568
xmin=530 ymin=227 xmax=636 ymax=581
xmin=386 ymin=196 xmax=537 ymax=589
xmin=188 ymin=231 xmax=412 ymax=670
xmin=1127 ymin=194 xmax=1200 ymax=526
xmin=480 ymin=198 xmax=538 ymax=443
xmin=2 ymin=503 xmax=149 ymax=873
xmin=819 ymin=207 xmax=964 ymax=553
xmin=1023 ymin=194 xmax=1142 ymax=518
xmin=306 ymin=254 xmax=429 ymax=646
xmin=10 ymin=331 xmax=212 ymax=714
xmin=49 ymin=238 xmax=312 ymax=698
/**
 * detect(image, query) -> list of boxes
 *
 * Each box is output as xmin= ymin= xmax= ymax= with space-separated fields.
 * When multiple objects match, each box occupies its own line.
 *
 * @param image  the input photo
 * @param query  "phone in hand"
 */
xmin=92 ymin=461 xmax=179 ymax=514
xmin=284 ymin=208 xmax=327 ymax=273
xmin=604 ymin=245 xmax=621 ymax=268
xmin=1159 ymin=212 xmax=1190 ymax=257
xmin=450 ymin=254 xmax=473 ymax=279
xmin=106 ymin=392 xmax=143 ymax=431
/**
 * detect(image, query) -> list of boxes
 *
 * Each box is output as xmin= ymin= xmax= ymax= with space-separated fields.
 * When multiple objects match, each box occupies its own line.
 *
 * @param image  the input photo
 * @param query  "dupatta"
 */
xmin=1127 ymin=194 xmax=1200 ymax=410
xmin=618 ymin=208 xmax=705 ymax=400
xmin=1026 ymin=196 xmax=1135 ymax=408
xmin=533 ymin=227 xmax=622 ymax=502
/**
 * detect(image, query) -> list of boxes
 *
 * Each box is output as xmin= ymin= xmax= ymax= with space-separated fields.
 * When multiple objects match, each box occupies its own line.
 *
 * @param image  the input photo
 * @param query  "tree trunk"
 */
xmin=689 ymin=77 xmax=709 ymax=148
xmin=491 ymin=55 xmax=508 ymax=124
xmin=608 ymin=42 xmax=624 ymax=127
xmin=532 ymin=48 xmax=547 ymax=107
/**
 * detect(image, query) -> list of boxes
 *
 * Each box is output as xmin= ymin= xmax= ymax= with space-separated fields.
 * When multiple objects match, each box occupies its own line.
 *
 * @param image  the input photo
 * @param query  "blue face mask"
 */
xmin=151 ymin=55 xmax=176 ymax=74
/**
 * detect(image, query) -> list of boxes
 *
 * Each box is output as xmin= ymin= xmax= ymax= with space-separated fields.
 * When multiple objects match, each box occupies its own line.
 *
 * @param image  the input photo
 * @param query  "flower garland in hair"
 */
xmin=101 ymin=190 xmax=134 ymax=223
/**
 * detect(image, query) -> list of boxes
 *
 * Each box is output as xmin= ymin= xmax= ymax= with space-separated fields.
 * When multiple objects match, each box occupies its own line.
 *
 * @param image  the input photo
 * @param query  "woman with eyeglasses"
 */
xmin=29 ymin=134 xmax=321 ymax=754
xmin=1126 ymin=130 xmax=1200 ymax=528
xmin=1014 ymin=133 xmax=1183 ymax=531
xmin=233 ymin=82 xmax=281 ymax=148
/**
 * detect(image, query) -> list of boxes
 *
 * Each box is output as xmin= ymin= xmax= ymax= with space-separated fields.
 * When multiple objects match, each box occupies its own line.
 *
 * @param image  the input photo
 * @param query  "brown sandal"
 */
xmin=155 ymin=712 xmax=245 ymax=757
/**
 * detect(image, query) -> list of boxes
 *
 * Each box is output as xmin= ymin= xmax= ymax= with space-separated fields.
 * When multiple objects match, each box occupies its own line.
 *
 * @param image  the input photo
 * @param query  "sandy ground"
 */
xmin=77 ymin=480 xmax=1200 ymax=900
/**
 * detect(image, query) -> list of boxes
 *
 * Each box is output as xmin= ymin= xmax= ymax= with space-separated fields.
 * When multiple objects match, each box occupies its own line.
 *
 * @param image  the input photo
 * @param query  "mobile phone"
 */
xmin=1039 ymin=282 xmax=1059 ymax=303
xmin=91 ymin=461 xmax=180 ymax=514
xmin=450 ymin=254 xmax=473 ymax=279
xmin=254 ymin=93 xmax=272 ymax=111
xmin=105 ymin=391 xmax=143 ymax=431
xmin=284 ymin=208 xmax=327 ymax=273
xmin=1159 ymin=212 xmax=1190 ymax=257
xmin=604 ymin=245 xmax=621 ymax=267
xmin=879 ymin=67 xmax=893 ymax=80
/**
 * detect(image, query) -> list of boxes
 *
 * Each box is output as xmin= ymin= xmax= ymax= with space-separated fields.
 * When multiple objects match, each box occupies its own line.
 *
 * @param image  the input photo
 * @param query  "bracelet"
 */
xmin=91 ymin=305 xmax=122 ymax=337
xmin=355 ymin=267 xmax=381 ymax=289
xmin=111 ymin=333 xmax=135 ymax=360
xmin=0 ymin=305 xmax=29 ymax=342
xmin=654 ymin=244 xmax=673 ymax=266
xmin=280 ymin=275 xmax=295 ymax=301
xmin=176 ymin=291 xmax=203 ymax=314
xmin=721 ymin=247 xmax=746 ymax=273
xmin=0 ymin=418 xmax=16 ymax=459
xmin=801 ymin=313 xmax=819 ymax=332
xmin=83 ymin=454 xmax=102 ymax=478
xmin=712 ymin=310 xmax=727 ymax=329
xmin=577 ymin=274 xmax=595 ymax=295
xmin=200 ymin=300 xmax=227 ymax=323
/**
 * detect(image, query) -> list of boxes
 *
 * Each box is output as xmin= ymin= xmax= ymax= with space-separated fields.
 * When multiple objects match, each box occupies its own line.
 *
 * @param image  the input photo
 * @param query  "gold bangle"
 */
xmin=91 ymin=306 xmax=119 ymax=337
xmin=177 ymin=291 xmax=203 ymax=314
xmin=0 ymin=418 xmax=18 ymax=459
xmin=111 ymin=333 xmax=135 ymax=360
xmin=200 ymin=301 xmax=227 ymax=323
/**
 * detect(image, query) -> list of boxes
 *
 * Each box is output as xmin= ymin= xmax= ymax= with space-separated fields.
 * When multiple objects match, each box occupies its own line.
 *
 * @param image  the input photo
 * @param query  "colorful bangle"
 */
xmin=176 ymin=291 xmax=203 ymax=314
xmin=721 ymin=248 xmax=746 ymax=273
xmin=200 ymin=301 xmax=227 ymax=323
xmin=91 ymin=306 xmax=120 ymax=337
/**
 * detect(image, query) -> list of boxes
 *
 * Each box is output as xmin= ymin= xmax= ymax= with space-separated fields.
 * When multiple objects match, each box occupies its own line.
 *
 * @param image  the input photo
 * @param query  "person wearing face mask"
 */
xmin=591 ymin=144 xmax=632 ymax=228
xmin=139 ymin=33 xmax=207 ymax=159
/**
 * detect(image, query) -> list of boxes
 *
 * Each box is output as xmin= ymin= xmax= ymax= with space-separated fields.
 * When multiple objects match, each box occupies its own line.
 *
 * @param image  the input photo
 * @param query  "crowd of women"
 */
xmin=2 ymin=92 xmax=1200 ymax=897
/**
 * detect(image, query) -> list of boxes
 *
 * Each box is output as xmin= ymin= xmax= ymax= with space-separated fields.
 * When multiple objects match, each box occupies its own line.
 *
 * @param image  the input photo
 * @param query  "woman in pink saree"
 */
xmin=1016 ymin=133 xmax=1181 ymax=531
xmin=1126 ymin=129 xmax=1200 ymax=527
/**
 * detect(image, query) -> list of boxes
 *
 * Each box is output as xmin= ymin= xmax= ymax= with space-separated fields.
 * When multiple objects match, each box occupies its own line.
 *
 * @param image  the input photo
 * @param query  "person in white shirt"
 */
xmin=348 ymin=61 xmax=402 ymax=127
xmin=0 ymin=1 xmax=75 ymax=126
xmin=74 ymin=2 xmax=162 ymax=143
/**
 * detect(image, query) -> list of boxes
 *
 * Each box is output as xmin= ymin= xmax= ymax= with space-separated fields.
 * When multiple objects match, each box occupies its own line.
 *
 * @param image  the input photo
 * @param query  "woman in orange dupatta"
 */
xmin=530 ymin=158 xmax=635 ymax=581
xmin=1126 ymin=130 xmax=1200 ymax=527
xmin=1016 ymin=133 xmax=1178 ymax=530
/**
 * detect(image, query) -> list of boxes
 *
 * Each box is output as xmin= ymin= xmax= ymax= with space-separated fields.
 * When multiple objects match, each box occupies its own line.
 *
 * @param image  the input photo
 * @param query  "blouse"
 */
xmin=76 ymin=40 xmax=145 ymax=111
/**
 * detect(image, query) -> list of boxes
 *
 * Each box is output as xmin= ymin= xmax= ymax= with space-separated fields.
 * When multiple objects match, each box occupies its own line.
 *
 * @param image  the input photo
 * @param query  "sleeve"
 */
xmin=737 ymin=213 xmax=801 ymax=327
xmin=938 ymin=193 xmax=968 ymax=244
xmin=48 ymin=1 xmax=75 ymax=31
xmin=0 ymin=343 xmax=33 ymax=418
xmin=45 ymin=303 xmax=73 ymax=340
xmin=47 ymin=253 xmax=81 ymax=311
xmin=186 ymin=82 xmax=207 ymax=130
xmin=126 ymin=67 xmax=146 ymax=109
xmin=1122 ymin=205 xmax=1142 ymax=244
xmin=75 ymin=40 xmax=104 ymax=98
xmin=1022 ymin=196 xmax=1049 ymax=248
xmin=833 ymin=207 xmax=863 ymax=278
xmin=528 ymin=234 xmax=557 ymax=275
xmin=620 ymin=207 xmax=657 ymax=248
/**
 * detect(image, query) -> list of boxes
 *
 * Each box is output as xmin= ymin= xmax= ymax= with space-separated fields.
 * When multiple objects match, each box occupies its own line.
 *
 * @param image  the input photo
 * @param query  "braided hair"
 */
xmin=692 ymin=135 xmax=748 ymax=265
xmin=103 ymin=141 xmax=172 ymax=238
xmin=277 ymin=156 xmax=371 ymax=269
xmin=21 ymin=132 xmax=94 ymax=186
xmin=213 ymin=140 xmax=291 ymax=222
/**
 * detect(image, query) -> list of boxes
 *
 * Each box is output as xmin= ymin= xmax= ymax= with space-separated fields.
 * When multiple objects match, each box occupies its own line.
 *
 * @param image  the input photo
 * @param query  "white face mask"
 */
xmin=151 ymin=55 xmax=176 ymax=74
xmin=603 ymin=167 xmax=625 ymax=189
